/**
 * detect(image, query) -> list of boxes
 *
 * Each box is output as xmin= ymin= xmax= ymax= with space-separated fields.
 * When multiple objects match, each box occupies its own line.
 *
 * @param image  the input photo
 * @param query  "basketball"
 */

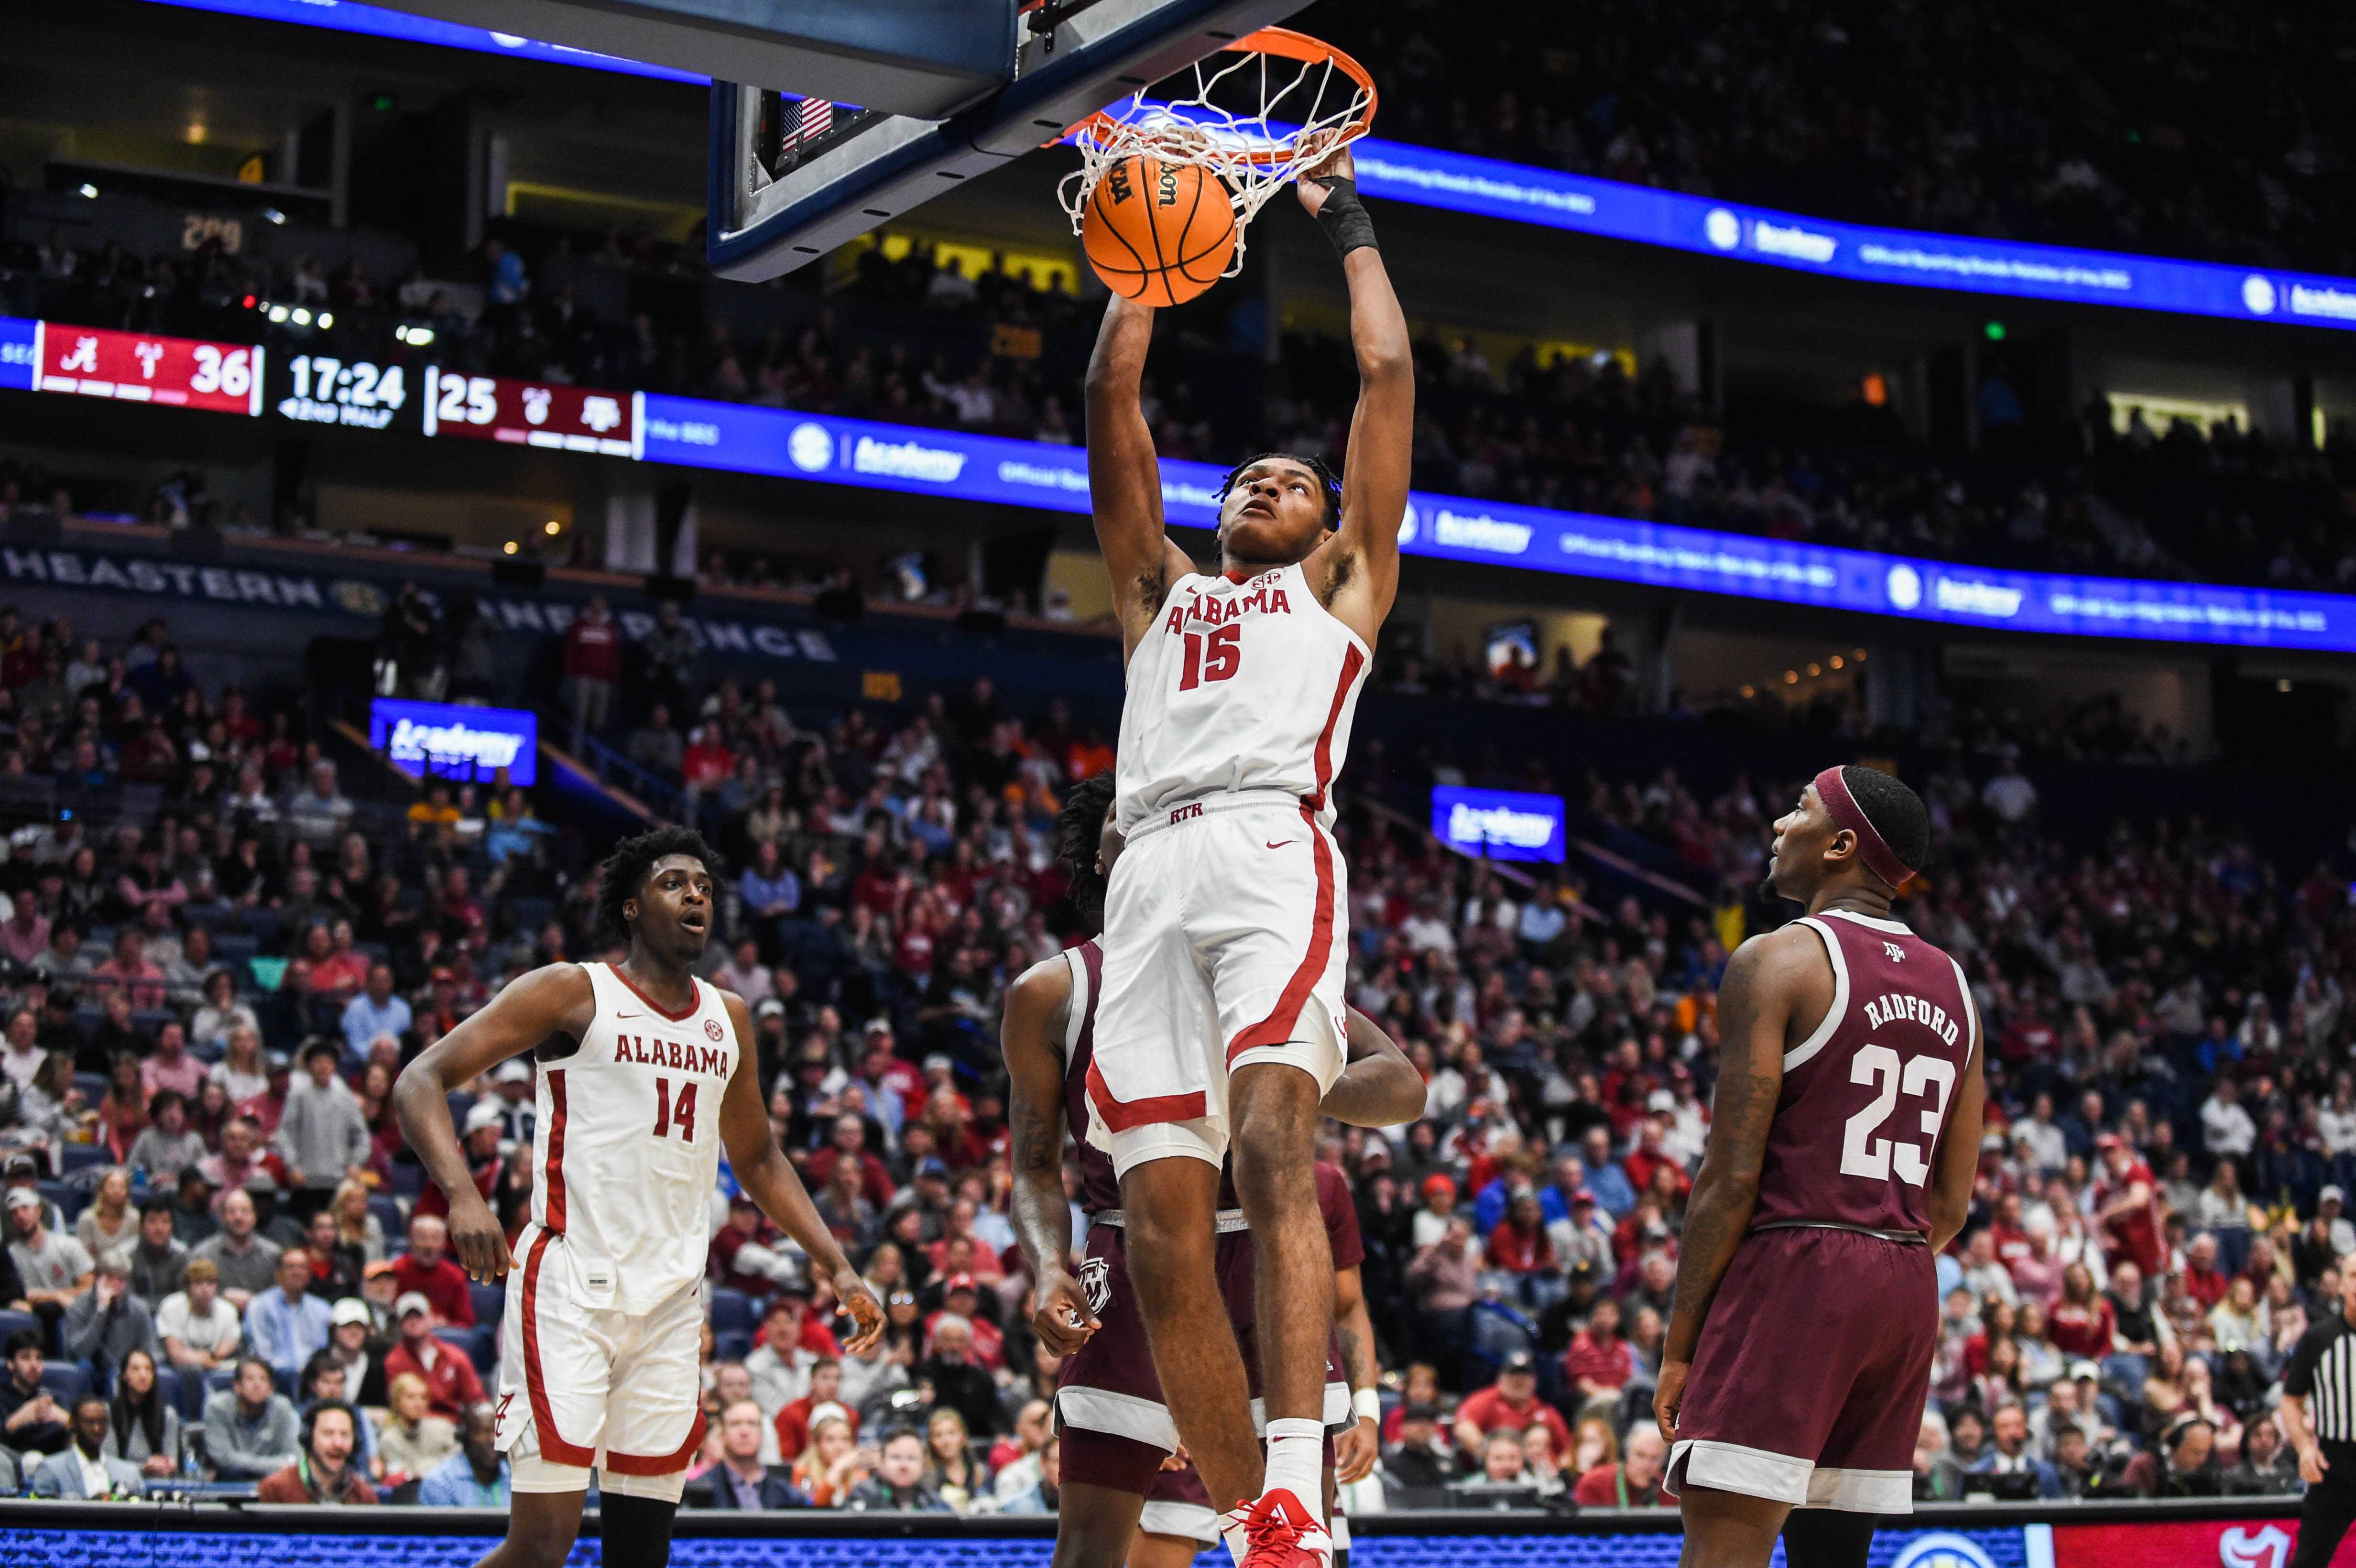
xmin=1081 ymin=154 xmax=1237 ymax=307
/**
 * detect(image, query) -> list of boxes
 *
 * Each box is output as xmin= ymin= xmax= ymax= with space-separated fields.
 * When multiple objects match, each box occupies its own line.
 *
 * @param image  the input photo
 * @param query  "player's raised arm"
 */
xmin=1002 ymin=956 xmax=1098 ymax=1355
xmin=1654 ymin=929 xmax=1809 ymax=1444
xmin=392 ymin=961 xmax=594 ymax=1283
xmin=1320 ymin=1004 xmax=1426 ymax=1128
xmin=1086 ymin=297 xmax=1193 ymax=658
xmin=714 ymin=989 xmax=883 ymax=1354
xmin=1298 ymin=146 xmax=1411 ymax=644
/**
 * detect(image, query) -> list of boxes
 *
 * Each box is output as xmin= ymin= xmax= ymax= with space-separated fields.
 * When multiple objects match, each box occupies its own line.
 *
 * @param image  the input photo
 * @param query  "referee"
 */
xmin=2281 ymin=1260 xmax=2356 ymax=1568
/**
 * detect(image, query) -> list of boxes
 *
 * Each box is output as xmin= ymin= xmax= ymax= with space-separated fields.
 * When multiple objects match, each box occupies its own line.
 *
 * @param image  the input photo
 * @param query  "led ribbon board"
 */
xmin=636 ymin=393 xmax=2356 ymax=653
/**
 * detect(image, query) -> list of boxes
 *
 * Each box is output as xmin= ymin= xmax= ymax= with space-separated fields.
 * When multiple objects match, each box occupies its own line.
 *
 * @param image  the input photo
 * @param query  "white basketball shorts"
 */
xmin=1085 ymin=791 xmax=1348 ymax=1176
xmin=494 ymin=1223 xmax=705 ymax=1500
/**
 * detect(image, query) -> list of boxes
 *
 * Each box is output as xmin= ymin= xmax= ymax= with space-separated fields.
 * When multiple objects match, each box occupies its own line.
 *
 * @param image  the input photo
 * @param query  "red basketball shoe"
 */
xmin=1236 ymin=1488 xmax=1331 ymax=1568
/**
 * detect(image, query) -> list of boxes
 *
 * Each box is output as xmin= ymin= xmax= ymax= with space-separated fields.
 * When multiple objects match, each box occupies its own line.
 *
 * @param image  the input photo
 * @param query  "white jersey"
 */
xmin=529 ymin=961 xmax=737 ymax=1315
xmin=1114 ymin=560 xmax=1370 ymax=835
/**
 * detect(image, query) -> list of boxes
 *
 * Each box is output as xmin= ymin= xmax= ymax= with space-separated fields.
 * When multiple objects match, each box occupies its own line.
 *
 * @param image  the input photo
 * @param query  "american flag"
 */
xmin=796 ymin=96 xmax=833 ymax=147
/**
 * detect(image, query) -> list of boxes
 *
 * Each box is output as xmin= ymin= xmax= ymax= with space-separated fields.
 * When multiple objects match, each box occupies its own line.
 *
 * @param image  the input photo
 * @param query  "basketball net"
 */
xmin=1056 ymin=28 xmax=1377 ymax=278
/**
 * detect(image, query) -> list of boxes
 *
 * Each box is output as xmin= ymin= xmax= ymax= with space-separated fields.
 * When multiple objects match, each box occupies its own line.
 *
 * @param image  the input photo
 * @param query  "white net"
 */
xmin=1057 ymin=33 xmax=1375 ymax=275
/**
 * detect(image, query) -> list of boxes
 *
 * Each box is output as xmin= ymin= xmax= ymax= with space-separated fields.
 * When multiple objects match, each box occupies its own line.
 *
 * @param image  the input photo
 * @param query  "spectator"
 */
xmin=75 ymin=1167 xmax=138 ymax=1258
xmin=1571 ymin=1424 xmax=1668 ymax=1508
xmin=126 ymin=1198 xmax=189 ymax=1307
xmin=642 ymin=599 xmax=698 ymax=716
xmin=382 ymin=1291 xmax=486 ymax=1418
xmin=2119 ymin=1414 xmax=2220 ymax=1498
xmin=1455 ymin=1350 xmax=1572 ymax=1456
xmin=63 ymin=1247 xmax=158 ymax=1375
xmin=390 ymin=1215 xmax=475 ymax=1325
xmin=1980 ymin=754 xmax=2040 ymax=824
xmin=199 ymin=1119 xmax=288 ymax=1209
xmin=190 ymin=1186 xmax=281 ymax=1309
xmin=377 ymin=1369 xmax=459 ymax=1486
xmin=693 ymin=1397 xmax=813 ymax=1510
xmin=563 ymin=595 xmax=623 ymax=744
xmin=847 ymin=1426 xmax=950 ymax=1513
xmin=790 ymin=1412 xmax=871 ymax=1507
xmin=126 ymin=1091 xmax=207 ymax=1185
xmin=107 ymin=1346 xmax=182 ymax=1478
xmin=1562 ymin=1296 xmax=1634 ymax=1411
xmin=30 ymin=1394 xmax=145 ymax=1498
xmin=997 ymin=1432 xmax=1060 ymax=1514
xmin=247 ymin=1246 xmax=332 ymax=1383
xmin=203 ymin=1355 xmax=302 ymax=1481
xmin=417 ymin=1402 xmax=511 ymax=1508
xmin=917 ymin=1315 xmax=1001 ymax=1438
xmin=1965 ymin=1401 xmax=2062 ymax=1499
xmin=0 ymin=1327 xmax=69 ymax=1454
xmin=773 ymin=1356 xmax=852 ymax=1461
xmin=2221 ymin=1414 xmax=2296 ymax=1495
xmin=921 ymin=1405 xmax=990 ymax=1511
xmin=9 ymin=1183 xmax=93 ymax=1341
xmin=1408 ymin=1218 xmax=1481 ymax=1385
xmin=1381 ymin=1401 xmax=1457 ymax=1496
xmin=256 ymin=1396 xmax=376 ymax=1504
xmin=158 ymin=1256 xmax=242 ymax=1371
xmin=278 ymin=1039 xmax=371 ymax=1212
xmin=1455 ymin=1428 xmax=1532 ymax=1492
xmin=286 ymin=762 xmax=355 ymax=849
xmin=340 ymin=965 xmax=412 ymax=1060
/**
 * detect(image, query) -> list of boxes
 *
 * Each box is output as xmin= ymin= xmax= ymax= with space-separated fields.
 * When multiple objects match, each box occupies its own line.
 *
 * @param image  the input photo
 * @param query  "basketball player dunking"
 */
xmin=1082 ymin=144 xmax=1409 ymax=1568
xmin=393 ymin=828 xmax=884 ymax=1568
xmin=1003 ymin=775 xmax=1423 ymax=1568
xmin=1656 ymin=769 xmax=1985 ymax=1568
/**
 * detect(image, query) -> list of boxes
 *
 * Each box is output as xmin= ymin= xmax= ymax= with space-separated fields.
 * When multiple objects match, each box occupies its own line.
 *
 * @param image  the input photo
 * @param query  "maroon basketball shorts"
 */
xmin=1057 ymin=1216 xmax=1350 ymax=1496
xmin=1664 ymin=1226 xmax=1935 ymax=1515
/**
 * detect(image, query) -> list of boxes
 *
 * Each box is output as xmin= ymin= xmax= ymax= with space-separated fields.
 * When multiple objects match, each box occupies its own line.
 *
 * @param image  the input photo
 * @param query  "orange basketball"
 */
xmin=1081 ymin=154 xmax=1237 ymax=307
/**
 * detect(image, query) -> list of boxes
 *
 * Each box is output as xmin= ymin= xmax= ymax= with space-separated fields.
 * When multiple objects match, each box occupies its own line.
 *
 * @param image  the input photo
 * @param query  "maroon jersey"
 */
xmin=1061 ymin=940 xmax=1122 ymax=1216
xmin=1748 ymin=910 xmax=1976 ymax=1238
xmin=1317 ymin=1160 xmax=1365 ymax=1270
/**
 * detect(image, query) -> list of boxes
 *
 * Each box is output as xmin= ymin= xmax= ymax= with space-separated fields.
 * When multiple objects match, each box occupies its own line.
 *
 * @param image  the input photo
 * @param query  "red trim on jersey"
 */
xmin=1305 ymin=643 xmax=1365 ymax=811
xmin=519 ymin=1228 xmax=597 ymax=1467
xmin=1227 ymin=802 xmax=1338 ymax=1065
xmin=604 ymin=1409 xmax=708 ymax=1475
xmin=609 ymin=963 xmax=701 ymax=1022
xmin=543 ymin=1069 xmax=568 ymax=1234
xmin=1223 ymin=567 xmax=1251 ymax=584
xmin=1084 ymin=1056 xmax=1208 ymax=1131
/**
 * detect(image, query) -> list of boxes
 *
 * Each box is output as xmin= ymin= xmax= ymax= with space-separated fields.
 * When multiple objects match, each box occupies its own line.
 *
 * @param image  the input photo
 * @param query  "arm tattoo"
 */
xmin=1011 ymin=1092 xmax=1061 ymax=1173
xmin=1336 ymin=1322 xmax=1365 ymax=1386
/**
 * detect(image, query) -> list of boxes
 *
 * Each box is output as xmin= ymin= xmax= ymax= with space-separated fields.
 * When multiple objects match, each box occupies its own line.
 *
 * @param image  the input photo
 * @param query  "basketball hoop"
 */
xmin=1056 ymin=27 xmax=1377 ymax=278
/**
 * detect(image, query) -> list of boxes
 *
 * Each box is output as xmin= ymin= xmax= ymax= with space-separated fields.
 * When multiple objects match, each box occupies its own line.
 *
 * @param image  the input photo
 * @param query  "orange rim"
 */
xmin=1062 ymin=27 xmax=1378 ymax=167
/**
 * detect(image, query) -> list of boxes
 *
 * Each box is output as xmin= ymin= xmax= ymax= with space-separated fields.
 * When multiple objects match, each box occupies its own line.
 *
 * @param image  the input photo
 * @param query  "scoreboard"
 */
xmin=28 ymin=323 xmax=263 ymax=416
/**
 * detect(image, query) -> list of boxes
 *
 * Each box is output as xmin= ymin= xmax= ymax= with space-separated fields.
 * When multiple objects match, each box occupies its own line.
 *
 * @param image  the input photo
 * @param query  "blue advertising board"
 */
xmin=132 ymin=0 xmax=2356 ymax=330
xmin=135 ymin=0 xmax=703 ymax=82
xmin=643 ymin=392 xmax=2356 ymax=654
xmin=0 ymin=318 xmax=37 ymax=394
xmin=367 ymin=697 xmax=537 ymax=785
xmin=1432 ymin=786 xmax=1568 ymax=864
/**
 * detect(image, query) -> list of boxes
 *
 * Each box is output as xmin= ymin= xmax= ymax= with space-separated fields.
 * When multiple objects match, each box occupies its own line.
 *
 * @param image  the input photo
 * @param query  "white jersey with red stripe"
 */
xmin=532 ymin=960 xmax=737 ymax=1316
xmin=1114 ymin=560 xmax=1371 ymax=835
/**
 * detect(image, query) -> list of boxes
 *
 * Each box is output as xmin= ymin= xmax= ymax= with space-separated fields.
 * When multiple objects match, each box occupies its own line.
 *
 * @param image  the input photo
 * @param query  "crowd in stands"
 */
xmin=1300 ymin=0 xmax=2356 ymax=274
xmin=0 ymin=591 xmax=2339 ymax=1513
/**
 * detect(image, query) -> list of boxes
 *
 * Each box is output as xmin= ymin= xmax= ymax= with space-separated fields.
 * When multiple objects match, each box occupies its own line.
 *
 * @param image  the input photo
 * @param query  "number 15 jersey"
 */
xmin=1750 ymin=910 xmax=1978 ymax=1239
xmin=532 ymin=961 xmax=737 ymax=1315
xmin=1114 ymin=561 xmax=1371 ymax=836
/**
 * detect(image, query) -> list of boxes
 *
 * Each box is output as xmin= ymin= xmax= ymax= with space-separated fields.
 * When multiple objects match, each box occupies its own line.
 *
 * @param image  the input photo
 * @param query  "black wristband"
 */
xmin=1312 ymin=175 xmax=1379 ymax=258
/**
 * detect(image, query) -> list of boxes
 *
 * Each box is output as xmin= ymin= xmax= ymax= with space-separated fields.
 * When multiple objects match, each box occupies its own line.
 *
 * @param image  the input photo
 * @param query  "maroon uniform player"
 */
xmin=1657 ymin=766 xmax=1985 ymax=1568
xmin=1003 ymin=774 xmax=1421 ymax=1568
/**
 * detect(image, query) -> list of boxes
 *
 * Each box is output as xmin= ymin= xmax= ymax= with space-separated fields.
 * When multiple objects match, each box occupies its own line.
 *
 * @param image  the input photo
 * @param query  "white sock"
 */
xmin=1262 ymin=1417 xmax=1326 ymax=1523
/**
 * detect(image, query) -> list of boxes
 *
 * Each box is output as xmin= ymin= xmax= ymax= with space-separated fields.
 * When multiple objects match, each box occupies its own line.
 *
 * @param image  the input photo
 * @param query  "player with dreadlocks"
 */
xmin=396 ymin=826 xmax=883 ymax=1568
xmin=1003 ymin=775 xmax=1424 ymax=1568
